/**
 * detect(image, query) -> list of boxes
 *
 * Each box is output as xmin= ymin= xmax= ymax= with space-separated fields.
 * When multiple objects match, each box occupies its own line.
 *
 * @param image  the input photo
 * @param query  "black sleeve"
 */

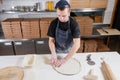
xmin=70 ymin=18 xmax=80 ymax=38
xmin=47 ymin=19 xmax=57 ymax=38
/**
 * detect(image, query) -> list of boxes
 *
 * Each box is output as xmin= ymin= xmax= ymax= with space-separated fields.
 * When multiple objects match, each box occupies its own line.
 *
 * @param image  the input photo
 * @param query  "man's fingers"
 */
xmin=52 ymin=58 xmax=67 ymax=67
xmin=54 ymin=59 xmax=62 ymax=67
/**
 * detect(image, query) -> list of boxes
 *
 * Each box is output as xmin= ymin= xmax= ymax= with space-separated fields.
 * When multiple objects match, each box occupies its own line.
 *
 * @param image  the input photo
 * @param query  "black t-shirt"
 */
xmin=47 ymin=17 xmax=80 ymax=38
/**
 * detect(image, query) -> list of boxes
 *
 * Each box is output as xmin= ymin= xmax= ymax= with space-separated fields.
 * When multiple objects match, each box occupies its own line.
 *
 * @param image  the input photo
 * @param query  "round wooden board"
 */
xmin=53 ymin=58 xmax=81 ymax=75
xmin=0 ymin=66 xmax=24 ymax=80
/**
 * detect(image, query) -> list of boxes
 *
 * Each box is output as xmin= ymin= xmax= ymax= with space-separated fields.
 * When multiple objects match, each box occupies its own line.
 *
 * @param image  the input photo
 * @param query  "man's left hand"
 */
xmin=54 ymin=58 xmax=67 ymax=67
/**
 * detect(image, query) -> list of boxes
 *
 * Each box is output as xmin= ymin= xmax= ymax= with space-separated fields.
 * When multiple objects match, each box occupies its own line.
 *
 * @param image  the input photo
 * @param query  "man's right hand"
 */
xmin=51 ymin=54 xmax=57 ymax=65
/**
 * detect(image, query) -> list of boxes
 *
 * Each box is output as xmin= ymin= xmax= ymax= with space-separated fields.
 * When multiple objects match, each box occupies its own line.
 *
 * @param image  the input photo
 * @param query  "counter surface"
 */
xmin=0 ymin=52 xmax=120 ymax=80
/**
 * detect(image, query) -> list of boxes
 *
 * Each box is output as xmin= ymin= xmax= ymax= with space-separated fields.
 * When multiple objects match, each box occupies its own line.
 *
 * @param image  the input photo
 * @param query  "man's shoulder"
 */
xmin=70 ymin=17 xmax=78 ymax=24
xmin=51 ymin=18 xmax=58 ymax=24
xmin=70 ymin=17 xmax=78 ymax=27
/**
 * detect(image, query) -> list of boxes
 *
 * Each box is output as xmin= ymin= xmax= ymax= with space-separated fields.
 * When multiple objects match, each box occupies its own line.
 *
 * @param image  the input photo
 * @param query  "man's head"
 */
xmin=55 ymin=0 xmax=71 ymax=22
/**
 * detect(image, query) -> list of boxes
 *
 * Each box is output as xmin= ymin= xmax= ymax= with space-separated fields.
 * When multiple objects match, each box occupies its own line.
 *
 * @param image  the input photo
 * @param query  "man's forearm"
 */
xmin=64 ymin=38 xmax=80 ymax=60
xmin=49 ymin=37 xmax=56 ymax=56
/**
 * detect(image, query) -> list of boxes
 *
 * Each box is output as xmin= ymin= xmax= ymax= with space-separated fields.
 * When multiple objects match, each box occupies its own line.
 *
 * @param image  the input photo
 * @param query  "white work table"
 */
xmin=0 ymin=52 xmax=120 ymax=80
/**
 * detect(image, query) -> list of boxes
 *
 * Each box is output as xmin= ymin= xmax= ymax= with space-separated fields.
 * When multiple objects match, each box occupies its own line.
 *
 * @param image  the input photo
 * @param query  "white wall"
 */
xmin=103 ymin=0 xmax=116 ymax=24
xmin=0 ymin=0 xmax=60 ymax=11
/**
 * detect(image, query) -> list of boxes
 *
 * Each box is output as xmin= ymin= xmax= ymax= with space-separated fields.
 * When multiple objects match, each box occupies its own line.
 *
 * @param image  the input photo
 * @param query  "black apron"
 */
xmin=55 ymin=20 xmax=73 ymax=53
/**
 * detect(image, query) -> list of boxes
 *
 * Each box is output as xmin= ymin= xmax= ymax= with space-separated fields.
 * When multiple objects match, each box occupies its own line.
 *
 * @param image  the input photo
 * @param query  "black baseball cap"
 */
xmin=55 ymin=0 xmax=70 ymax=10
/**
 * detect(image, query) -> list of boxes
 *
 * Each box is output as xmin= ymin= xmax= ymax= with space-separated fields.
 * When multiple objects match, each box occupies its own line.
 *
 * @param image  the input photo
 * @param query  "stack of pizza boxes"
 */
xmin=74 ymin=16 xmax=93 ymax=37
xmin=40 ymin=18 xmax=54 ymax=38
xmin=84 ymin=39 xmax=97 ymax=52
xmin=21 ymin=18 xmax=40 ymax=38
xmin=84 ymin=16 xmax=93 ymax=36
xmin=96 ymin=38 xmax=110 ymax=52
xmin=1 ymin=18 xmax=23 ymax=39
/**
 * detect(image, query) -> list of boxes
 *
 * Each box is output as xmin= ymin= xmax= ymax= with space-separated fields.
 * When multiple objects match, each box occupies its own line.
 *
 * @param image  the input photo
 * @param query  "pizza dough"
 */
xmin=53 ymin=58 xmax=81 ymax=75
xmin=0 ymin=66 xmax=24 ymax=80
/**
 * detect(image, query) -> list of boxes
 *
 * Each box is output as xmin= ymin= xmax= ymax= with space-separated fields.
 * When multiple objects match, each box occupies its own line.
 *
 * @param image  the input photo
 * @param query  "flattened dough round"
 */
xmin=53 ymin=58 xmax=81 ymax=75
xmin=0 ymin=66 xmax=24 ymax=80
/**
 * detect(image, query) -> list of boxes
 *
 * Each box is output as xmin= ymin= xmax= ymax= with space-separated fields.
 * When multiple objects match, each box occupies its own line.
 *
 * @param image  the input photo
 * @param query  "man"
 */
xmin=47 ymin=0 xmax=80 ymax=67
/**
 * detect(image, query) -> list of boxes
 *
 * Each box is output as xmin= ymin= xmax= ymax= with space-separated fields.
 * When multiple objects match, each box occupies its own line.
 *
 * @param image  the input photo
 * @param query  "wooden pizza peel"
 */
xmin=0 ymin=66 xmax=24 ymax=80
